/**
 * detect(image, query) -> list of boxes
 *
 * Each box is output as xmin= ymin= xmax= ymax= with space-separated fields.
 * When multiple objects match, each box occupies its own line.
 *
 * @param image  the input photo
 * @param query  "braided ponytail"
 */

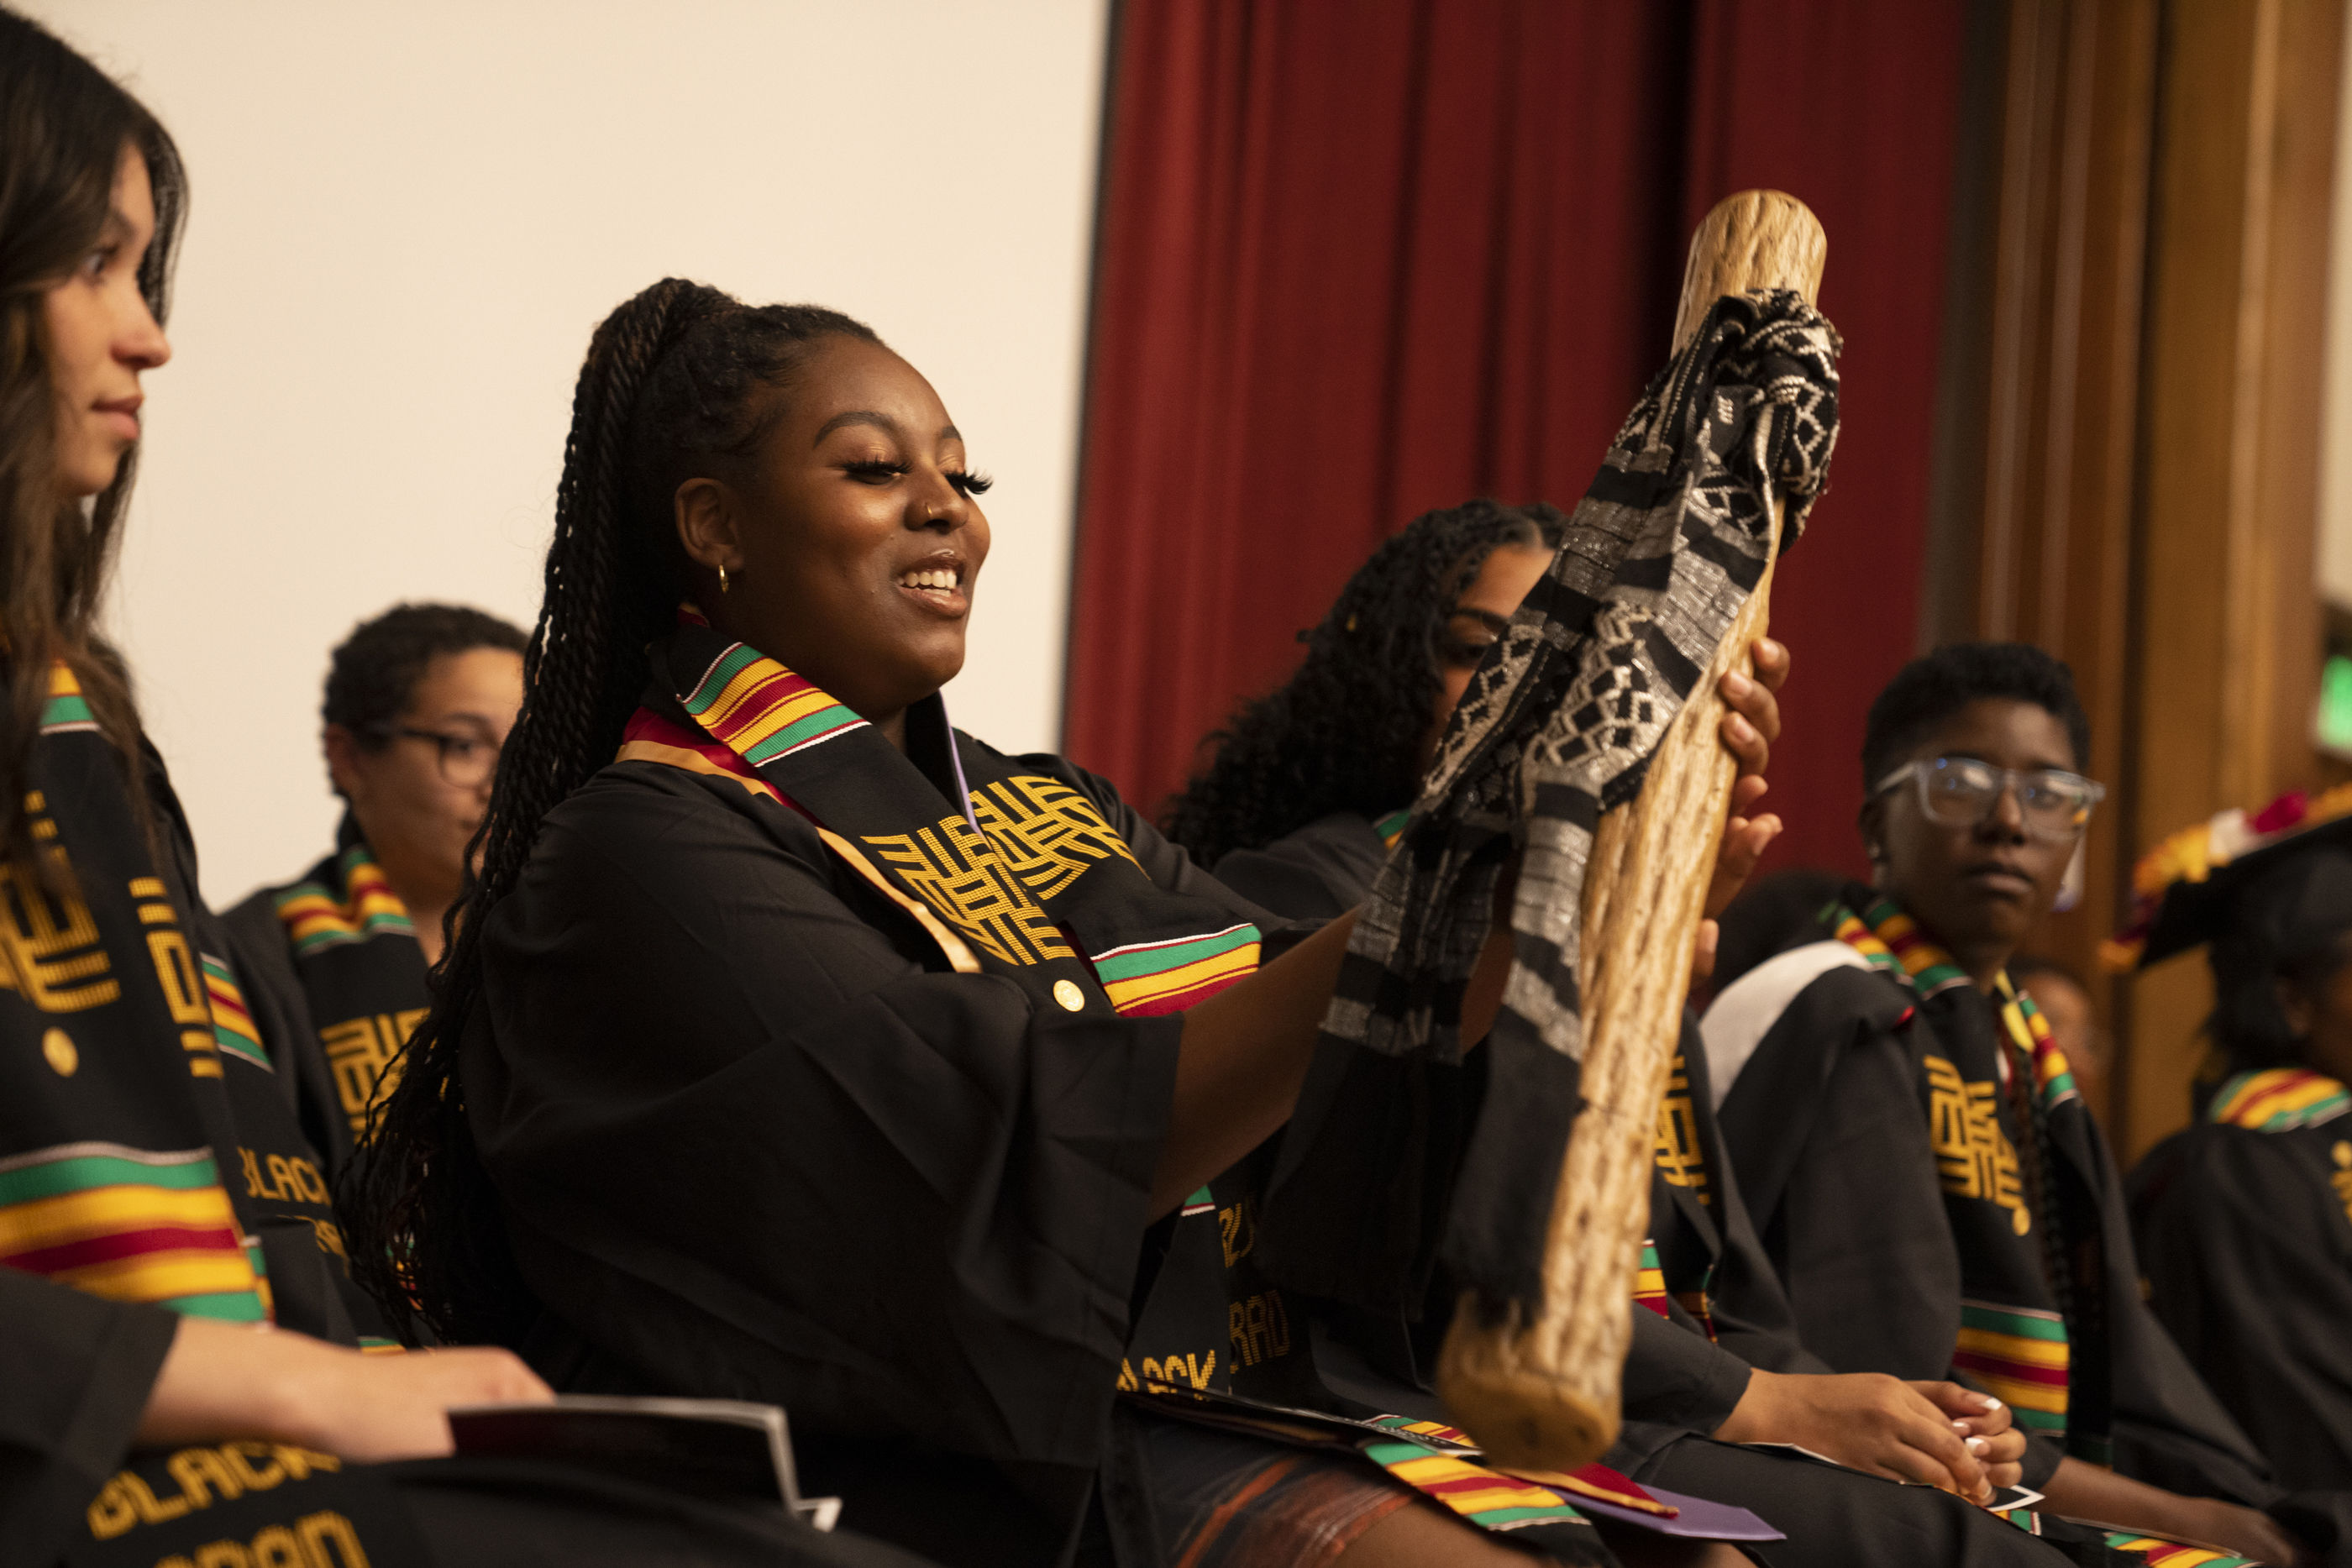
xmin=344 ymin=279 xmax=880 ymax=1343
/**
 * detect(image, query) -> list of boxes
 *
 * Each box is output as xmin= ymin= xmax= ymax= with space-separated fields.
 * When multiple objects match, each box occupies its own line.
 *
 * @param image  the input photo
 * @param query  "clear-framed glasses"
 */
xmin=384 ymin=726 xmax=501 ymax=789
xmin=1872 ymin=755 xmax=2104 ymax=842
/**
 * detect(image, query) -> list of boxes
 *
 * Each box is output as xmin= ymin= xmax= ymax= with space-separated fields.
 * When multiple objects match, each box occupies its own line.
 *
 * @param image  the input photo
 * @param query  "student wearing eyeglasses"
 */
xmin=1699 ymin=642 xmax=2348 ymax=1565
xmin=225 ymin=604 xmax=523 ymax=1175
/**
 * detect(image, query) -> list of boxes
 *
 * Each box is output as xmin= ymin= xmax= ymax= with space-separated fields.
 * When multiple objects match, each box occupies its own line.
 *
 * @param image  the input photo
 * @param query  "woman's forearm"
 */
xmin=136 ymin=1316 xmax=554 ymax=1460
xmin=1154 ymin=912 xmax=1357 ymax=1214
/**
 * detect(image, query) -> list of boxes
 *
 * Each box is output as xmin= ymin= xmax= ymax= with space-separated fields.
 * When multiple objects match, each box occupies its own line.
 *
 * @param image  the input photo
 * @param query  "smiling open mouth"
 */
xmin=897 ymin=563 xmax=969 ymax=613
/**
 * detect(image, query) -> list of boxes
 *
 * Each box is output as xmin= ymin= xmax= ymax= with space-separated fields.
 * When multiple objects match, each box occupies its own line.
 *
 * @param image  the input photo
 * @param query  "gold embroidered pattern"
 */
xmin=863 ymin=774 xmax=1138 ymax=966
xmin=319 ymin=1009 xmax=425 ymax=1138
xmin=862 ymin=820 xmax=1072 ymax=966
xmin=2331 ymin=1141 xmax=2352 ymax=1225
xmin=970 ymin=775 xmax=1142 ymax=899
xmin=0 ymin=803 xmax=118 ymax=1012
xmin=1926 ymin=1054 xmax=2029 ymax=1235
xmin=1653 ymin=1054 xmax=1710 ymax=1204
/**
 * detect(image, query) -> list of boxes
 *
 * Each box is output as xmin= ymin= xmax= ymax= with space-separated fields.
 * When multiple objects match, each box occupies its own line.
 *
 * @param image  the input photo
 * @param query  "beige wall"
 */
xmin=26 ymin=0 xmax=1109 ymax=904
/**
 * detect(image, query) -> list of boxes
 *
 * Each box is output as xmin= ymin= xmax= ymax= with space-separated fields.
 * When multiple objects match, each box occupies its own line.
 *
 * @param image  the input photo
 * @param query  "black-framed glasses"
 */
xmin=382 ymin=726 xmax=501 ymax=789
xmin=1873 ymin=755 xmax=2104 ymax=842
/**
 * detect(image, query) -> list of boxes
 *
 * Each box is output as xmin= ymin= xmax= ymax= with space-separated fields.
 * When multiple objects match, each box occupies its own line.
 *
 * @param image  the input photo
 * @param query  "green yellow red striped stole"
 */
xmin=2208 ymin=1067 xmax=2350 ymax=1130
xmin=201 ymin=954 xmax=269 ymax=1072
xmin=271 ymin=842 xmax=413 ymax=956
xmin=2102 ymin=1534 xmax=2256 ymax=1567
xmin=1358 ymin=1443 xmax=1596 ymax=1532
xmin=1833 ymin=903 xmax=2090 ymax=1437
xmin=1950 ymin=1298 xmax=2067 ymax=1436
xmin=633 ymin=621 xmax=1263 ymax=1017
xmin=1087 ymin=925 xmax=1260 ymax=1016
xmin=1995 ymin=976 xmax=2080 ymax=1114
xmin=675 ymin=606 xmax=866 ymax=763
xmin=39 ymin=660 xmax=97 ymax=735
xmin=1829 ymin=897 xmax=1972 ymax=998
xmin=1373 ymin=807 xmax=1411 ymax=851
xmin=1632 ymin=1238 xmax=1668 ymax=1316
xmin=0 ymin=1142 xmax=268 ymax=1321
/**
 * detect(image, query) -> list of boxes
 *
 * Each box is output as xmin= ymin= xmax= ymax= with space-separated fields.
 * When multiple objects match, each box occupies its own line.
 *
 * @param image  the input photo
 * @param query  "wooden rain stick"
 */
xmin=1433 ymin=190 xmax=1827 ymax=1471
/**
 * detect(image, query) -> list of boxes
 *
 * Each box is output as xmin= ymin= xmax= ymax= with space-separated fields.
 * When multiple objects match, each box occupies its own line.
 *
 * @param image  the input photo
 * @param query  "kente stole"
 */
xmin=620 ymin=611 xmax=1263 ymax=1020
xmin=1830 ymin=898 xmax=2109 ymax=1456
xmin=267 ymin=817 xmax=428 ymax=1145
xmin=2207 ymin=1067 xmax=2352 ymax=1226
xmin=0 ymin=665 xmax=286 ymax=1322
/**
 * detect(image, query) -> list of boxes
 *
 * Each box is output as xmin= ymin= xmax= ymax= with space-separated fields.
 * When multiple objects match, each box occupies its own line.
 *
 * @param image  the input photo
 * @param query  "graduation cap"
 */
xmin=2103 ymin=784 xmax=2352 ymax=972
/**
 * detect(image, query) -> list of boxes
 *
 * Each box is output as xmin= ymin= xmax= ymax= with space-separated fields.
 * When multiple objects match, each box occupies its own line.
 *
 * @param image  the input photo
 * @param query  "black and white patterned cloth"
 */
xmin=1267 ymin=289 xmax=1840 ymax=1314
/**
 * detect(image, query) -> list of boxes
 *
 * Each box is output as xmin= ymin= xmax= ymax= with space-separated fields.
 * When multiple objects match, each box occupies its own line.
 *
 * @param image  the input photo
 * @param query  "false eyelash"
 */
xmin=842 ymin=459 xmax=911 ymax=480
xmin=948 ymin=469 xmax=994 ymax=496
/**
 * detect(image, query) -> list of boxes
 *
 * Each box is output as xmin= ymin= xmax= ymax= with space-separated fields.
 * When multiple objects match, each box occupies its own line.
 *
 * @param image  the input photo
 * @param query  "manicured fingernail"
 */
xmin=1722 ymin=670 xmax=1753 ymax=697
xmin=1951 ymin=1421 xmax=1971 ymax=1434
xmin=1975 ymin=1396 xmax=2002 ymax=1411
xmin=1967 ymin=1438 xmax=1988 ymax=1455
xmin=1726 ymin=715 xmax=1756 ymax=742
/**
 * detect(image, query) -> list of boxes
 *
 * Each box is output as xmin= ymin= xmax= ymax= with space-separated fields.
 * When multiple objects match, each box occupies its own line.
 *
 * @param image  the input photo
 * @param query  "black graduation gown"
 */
xmin=1217 ymin=814 xmax=2104 ymax=1568
xmin=470 ymin=735 xmax=1284 ymax=1564
xmin=1707 ymin=907 xmax=2352 ymax=1560
xmin=0 ymin=669 xmax=921 ymax=1568
xmin=225 ymin=815 xmax=432 ymax=1181
xmin=1209 ymin=812 xmax=1392 ymax=927
xmin=2129 ymin=1073 xmax=2352 ymax=1492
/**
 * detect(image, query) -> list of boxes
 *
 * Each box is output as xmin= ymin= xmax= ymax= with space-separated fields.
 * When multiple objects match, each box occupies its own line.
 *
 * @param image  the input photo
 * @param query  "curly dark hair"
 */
xmin=0 ymin=8 xmax=186 ymax=876
xmin=1860 ymin=642 xmax=2092 ymax=789
xmin=322 ymin=600 xmax=528 ymax=752
xmin=1164 ymin=498 xmax=1567 ymax=868
xmin=342 ymin=280 xmax=881 ymax=1345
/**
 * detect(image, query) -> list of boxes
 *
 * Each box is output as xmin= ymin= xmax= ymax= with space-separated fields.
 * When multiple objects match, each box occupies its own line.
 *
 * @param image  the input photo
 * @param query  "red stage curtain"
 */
xmin=1065 ymin=0 xmax=1967 ymax=878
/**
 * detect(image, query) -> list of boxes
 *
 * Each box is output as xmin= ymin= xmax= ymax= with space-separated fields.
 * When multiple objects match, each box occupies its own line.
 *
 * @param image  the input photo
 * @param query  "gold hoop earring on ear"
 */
xmin=718 ymin=564 xmax=730 ymax=595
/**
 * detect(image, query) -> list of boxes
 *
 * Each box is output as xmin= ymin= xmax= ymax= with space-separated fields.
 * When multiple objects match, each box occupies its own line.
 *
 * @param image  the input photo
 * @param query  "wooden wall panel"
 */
xmin=1930 ymin=0 xmax=2340 ymax=1162
xmin=2124 ymin=0 xmax=2340 ymax=1162
xmin=1930 ymin=0 xmax=2158 ymax=1130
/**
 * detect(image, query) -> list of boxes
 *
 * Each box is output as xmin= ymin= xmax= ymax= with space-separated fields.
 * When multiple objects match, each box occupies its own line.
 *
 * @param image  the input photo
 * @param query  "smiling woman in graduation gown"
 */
xmin=354 ymin=285 xmax=1735 ymax=1568
xmin=344 ymin=270 xmax=1846 ymax=1568
xmin=0 ymin=18 xmax=929 ymax=1565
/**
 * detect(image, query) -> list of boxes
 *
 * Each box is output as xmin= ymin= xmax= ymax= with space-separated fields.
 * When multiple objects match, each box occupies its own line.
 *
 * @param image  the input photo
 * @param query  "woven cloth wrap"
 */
xmin=1265 ymin=288 xmax=1841 ymax=1316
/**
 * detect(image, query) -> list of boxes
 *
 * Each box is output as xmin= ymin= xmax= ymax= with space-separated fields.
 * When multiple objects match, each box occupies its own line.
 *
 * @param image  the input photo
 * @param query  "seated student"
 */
xmin=0 ymin=14 xmax=919 ymax=1565
xmin=1174 ymin=501 xmax=2162 ymax=1568
xmin=344 ymin=286 xmax=1792 ymax=1568
xmin=227 ymin=604 xmax=525 ymax=1172
xmin=1703 ymin=642 xmax=2347 ymax=1564
xmin=2116 ymin=790 xmax=2352 ymax=1491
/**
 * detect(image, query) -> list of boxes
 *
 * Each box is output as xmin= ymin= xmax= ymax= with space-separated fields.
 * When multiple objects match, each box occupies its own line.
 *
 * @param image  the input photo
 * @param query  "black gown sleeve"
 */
xmin=2129 ymin=1126 xmax=2352 ymax=1491
xmin=1620 ymin=1306 xmax=1752 ymax=1437
xmin=468 ymin=765 xmax=1184 ymax=1493
xmin=1718 ymin=985 xmax=1966 ymax=1386
xmin=1207 ymin=814 xmax=1389 ymax=927
xmin=0 ymin=1266 xmax=177 ymax=1565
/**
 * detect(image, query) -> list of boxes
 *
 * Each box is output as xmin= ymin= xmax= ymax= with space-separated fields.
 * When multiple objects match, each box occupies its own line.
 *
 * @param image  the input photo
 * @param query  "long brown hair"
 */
xmin=0 ymin=8 xmax=186 ymax=862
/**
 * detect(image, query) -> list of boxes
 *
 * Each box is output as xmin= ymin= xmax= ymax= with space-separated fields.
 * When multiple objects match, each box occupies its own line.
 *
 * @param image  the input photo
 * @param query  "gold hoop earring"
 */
xmin=717 ymin=564 xmax=730 ymax=595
